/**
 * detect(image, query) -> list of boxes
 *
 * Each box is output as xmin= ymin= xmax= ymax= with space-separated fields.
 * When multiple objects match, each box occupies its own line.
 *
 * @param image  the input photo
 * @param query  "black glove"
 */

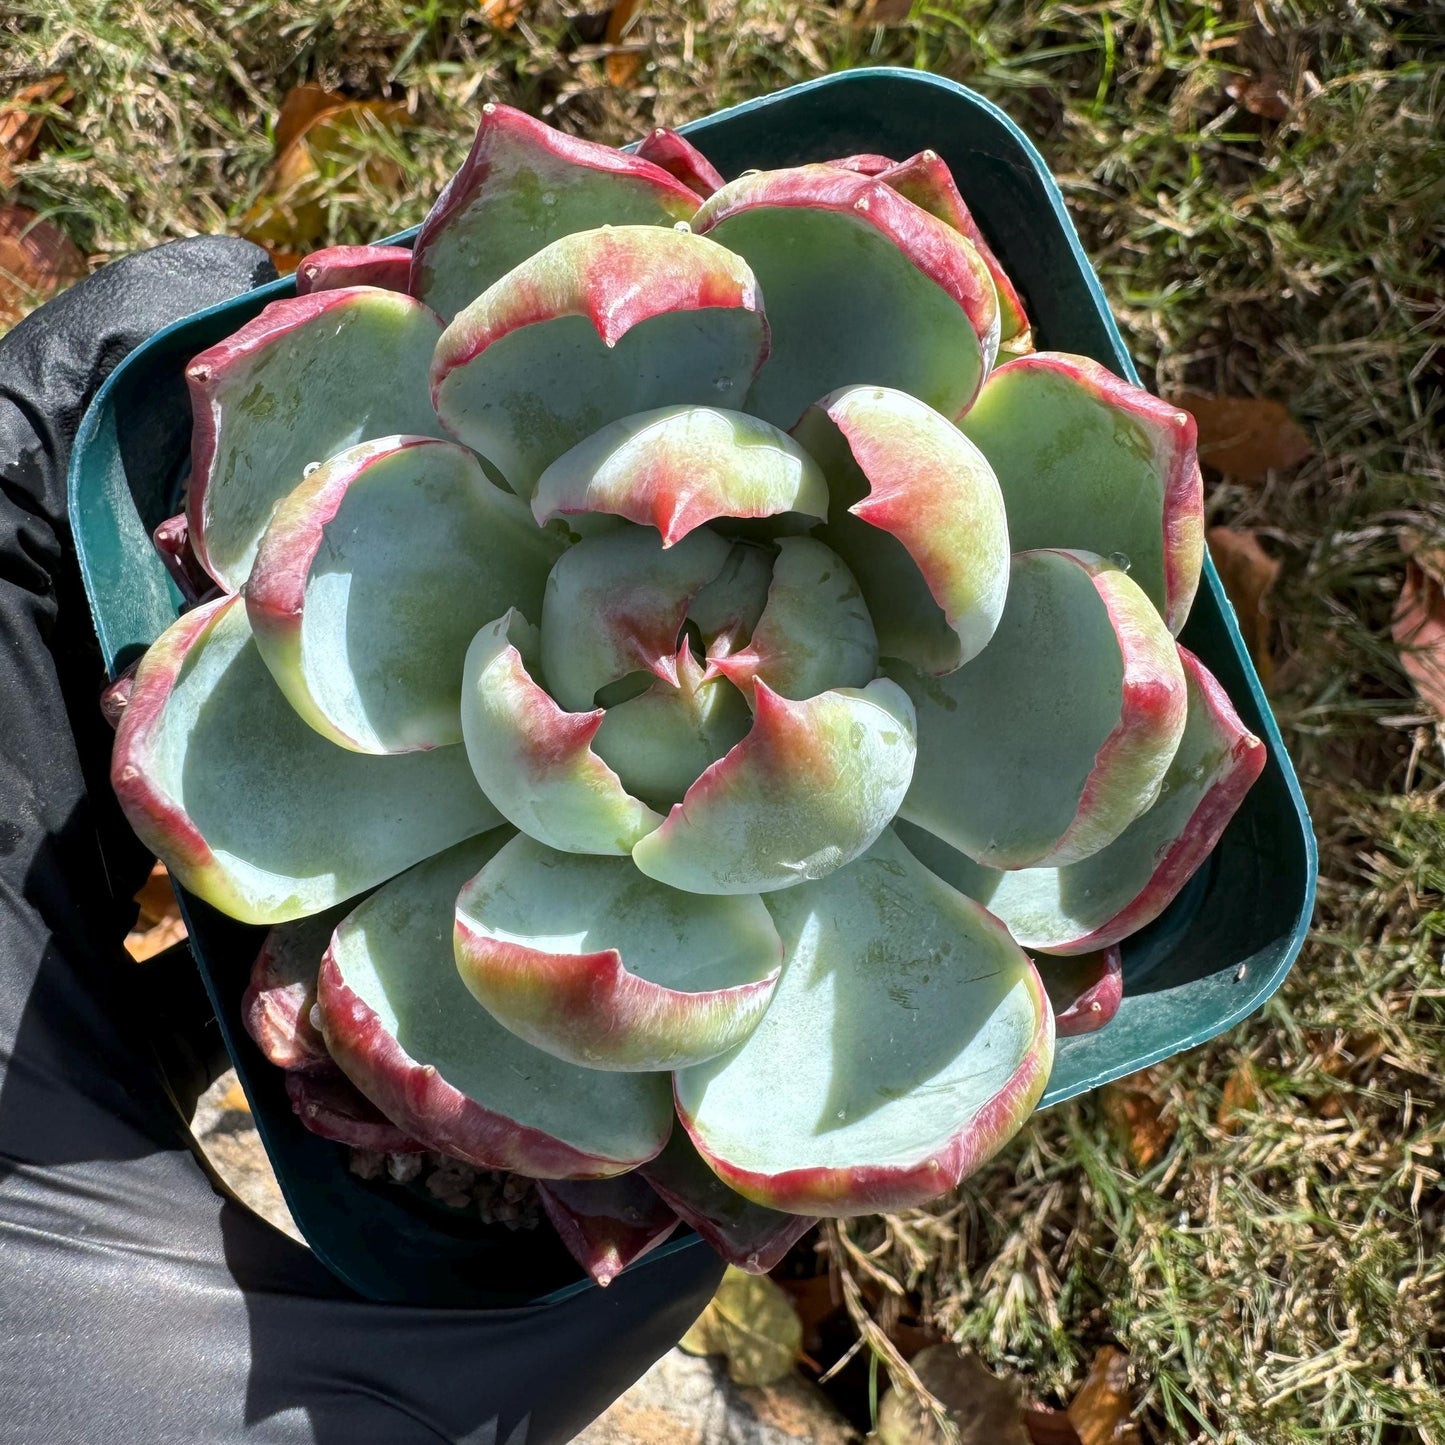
xmin=0 ymin=237 xmax=722 ymax=1445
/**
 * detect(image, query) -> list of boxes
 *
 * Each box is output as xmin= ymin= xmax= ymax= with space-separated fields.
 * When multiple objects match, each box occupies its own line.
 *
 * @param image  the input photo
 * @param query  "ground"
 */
xmin=5 ymin=2 xmax=1442 ymax=1440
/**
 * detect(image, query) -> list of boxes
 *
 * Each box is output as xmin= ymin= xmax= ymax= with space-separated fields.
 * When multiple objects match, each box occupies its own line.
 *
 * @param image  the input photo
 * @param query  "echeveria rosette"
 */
xmin=109 ymin=101 xmax=1263 ymax=1288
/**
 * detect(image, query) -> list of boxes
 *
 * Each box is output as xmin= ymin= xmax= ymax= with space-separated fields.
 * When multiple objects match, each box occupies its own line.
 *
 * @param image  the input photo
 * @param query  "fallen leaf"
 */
xmin=875 ymin=1345 xmax=1030 ymax=1445
xmin=1207 ymin=527 xmax=1281 ymax=684
xmin=1226 ymin=73 xmax=1291 ymax=121
xmin=1100 ymin=1068 xmax=1175 ymax=1171
xmin=775 ymin=1273 xmax=840 ymax=1360
xmin=1173 ymin=393 xmax=1311 ymax=480
xmin=0 ymin=76 xmax=73 ymax=189
xmin=479 ymin=0 xmax=528 ymax=29
xmin=681 ymin=1265 xmax=803 ymax=1386
xmin=242 ymin=88 xmax=409 ymax=267
xmin=125 ymin=862 xmax=188 ymax=962
xmin=0 ymin=204 xmax=87 ymax=328
xmin=1393 ymin=531 xmax=1445 ymax=719
xmin=859 ymin=0 xmax=917 ymax=22
xmin=273 ymin=84 xmax=349 ymax=159
xmin=1023 ymin=1405 xmax=1084 ymax=1445
xmin=604 ymin=0 xmax=646 ymax=88
xmin=1067 ymin=1347 xmax=1139 ymax=1445
xmin=1217 ymin=1058 xmax=1261 ymax=1133
xmin=219 ymin=1078 xmax=251 ymax=1114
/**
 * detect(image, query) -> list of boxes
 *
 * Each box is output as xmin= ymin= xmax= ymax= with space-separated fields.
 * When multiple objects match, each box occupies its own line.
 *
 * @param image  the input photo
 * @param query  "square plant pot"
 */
xmin=70 ymin=67 xmax=1316 ymax=1308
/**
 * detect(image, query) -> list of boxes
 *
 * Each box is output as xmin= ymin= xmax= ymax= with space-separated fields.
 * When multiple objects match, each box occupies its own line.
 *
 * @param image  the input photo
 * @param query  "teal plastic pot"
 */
xmin=70 ymin=67 xmax=1316 ymax=1307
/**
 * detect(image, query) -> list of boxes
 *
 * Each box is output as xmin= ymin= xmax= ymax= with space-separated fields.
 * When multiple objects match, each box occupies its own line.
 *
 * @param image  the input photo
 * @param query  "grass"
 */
xmin=4 ymin=0 xmax=1442 ymax=1439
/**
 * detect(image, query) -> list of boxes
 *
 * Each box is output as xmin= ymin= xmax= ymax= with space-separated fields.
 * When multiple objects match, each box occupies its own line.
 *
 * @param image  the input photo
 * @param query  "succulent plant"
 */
xmin=111 ymin=103 xmax=1266 ymax=1286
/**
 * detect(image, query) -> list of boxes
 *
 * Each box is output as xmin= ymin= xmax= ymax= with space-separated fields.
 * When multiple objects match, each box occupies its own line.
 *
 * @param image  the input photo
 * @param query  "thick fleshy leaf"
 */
xmin=152 ymin=512 xmax=212 ymax=607
xmin=640 ymin=1130 xmax=816 ymax=1273
xmin=693 ymin=165 xmax=998 ymax=429
xmin=455 ymin=835 xmax=781 ymax=1070
xmin=1038 ymin=947 xmax=1123 ymax=1037
xmin=110 ymin=595 xmax=500 ymax=924
xmin=873 ymin=151 xmax=1030 ymax=350
xmin=242 ymin=903 xmax=352 ymax=1071
xmin=411 ymin=102 xmax=699 ymax=321
xmin=246 ymin=436 xmax=565 ymax=753
xmin=712 ymin=537 xmax=877 ymax=701
xmin=539 ymin=526 xmax=732 ymax=712
xmin=286 ymin=1062 xmax=427 ymax=1152
xmin=688 ymin=541 xmax=774 ymax=661
xmin=631 ymin=678 xmax=916 ymax=895
xmin=674 ymin=829 xmax=1052 ymax=1216
xmin=294 ymin=244 xmax=412 ymax=294
xmin=532 ymin=406 xmax=827 ymax=546
xmin=593 ymin=645 xmax=752 ymax=810
xmin=459 ymin=611 xmax=662 ymax=855
xmin=317 ymin=835 xmax=675 ymax=1177
xmin=536 ymin=1175 xmax=680 ymax=1287
xmin=632 ymin=127 xmax=725 ymax=199
xmin=186 ymin=287 xmax=446 ymax=591
xmin=958 ymin=353 xmax=1205 ymax=635
xmin=793 ymin=386 xmax=1008 ymax=674
xmin=891 ymin=550 xmax=1186 ymax=870
xmin=431 ymin=226 xmax=767 ymax=497
xmin=893 ymin=648 xmax=1266 ymax=953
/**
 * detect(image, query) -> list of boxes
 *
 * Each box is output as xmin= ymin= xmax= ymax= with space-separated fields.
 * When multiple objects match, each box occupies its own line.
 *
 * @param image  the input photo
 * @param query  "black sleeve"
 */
xmin=0 ymin=238 xmax=721 ymax=1445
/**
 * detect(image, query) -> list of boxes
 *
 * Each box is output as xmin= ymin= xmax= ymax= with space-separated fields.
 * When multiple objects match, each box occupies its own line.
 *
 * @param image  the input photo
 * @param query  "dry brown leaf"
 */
xmin=1226 ymin=73 xmax=1291 ymax=121
xmin=1207 ymin=527 xmax=1281 ymax=685
xmin=1173 ymin=393 xmax=1311 ymax=480
xmin=604 ymin=0 xmax=646 ymax=88
xmin=0 ymin=76 xmax=73 ymax=189
xmin=133 ymin=862 xmax=179 ymax=929
xmin=243 ymin=88 xmax=409 ymax=266
xmin=1100 ymin=1068 xmax=1175 ymax=1171
xmin=1067 ymin=1348 xmax=1139 ymax=1445
xmin=479 ymin=0 xmax=528 ymax=29
xmin=681 ymin=1266 xmax=803 ymax=1386
xmin=1393 ymin=531 xmax=1445 ymax=719
xmin=0 ymin=204 xmax=87 ymax=328
xmin=273 ymin=84 xmax=349 ymax=159
xmin=875 ymin=1345 xmax=1030 ymax=1445
xmin=124 ymin=862 xmax=188 ymax=962
xmin=1217 ymin=1058 xmax=1262 ymax=1133
xmin=859 ymin=0 xmax=917 ymax=23
xmin=1023 ymin=1405 xmax=1085 ymax=1445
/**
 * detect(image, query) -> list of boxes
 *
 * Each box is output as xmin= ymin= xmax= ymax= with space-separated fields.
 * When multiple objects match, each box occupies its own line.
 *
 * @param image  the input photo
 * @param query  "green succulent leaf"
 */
xmin=957 ymin=352 xmax=1205 ymax=634
xmin=870 ymin=150 xmax=1031 ymax=350
xmin=693 ymin=165 xmax=999 ymax=429
xmin=245 ymin=436 xmax=566 ymax=753
xmin=592 ymin=644 xmax=752 ymax=811
xmin=431 ymin=226 xmax=768 ymax=497
xmin=894 ymin=646 xmax=1266 ymax=954
xmin=793 ymin=385 xmax=1009 ymax=674
xmin=411 ymin=102 xmax=700 ymax=322
xmin=459 ymin=611 xmax=663 ymax=856
xmin=630 ymin=678 xmax=917 ymax=895
xmin=891 ymin=549 xmax=1187 ymax=870
xmin=532 ymin=405 xmax=828 ymax=546
xmin=674 ymin=828 xmax=1052 ymax=1216
xmin=318 ymin=834 xmax=675 ymax=1177
xmin=539 ymin=526 xmax=733 ymax=713
xmin=186 ymin=288 xmax=447 ymax=593
xmin=454 ymin=834 xmax=781 ymax=1071
xmin=110 ymin=596 xmax=500 ymax=924
xmin=712 ymin=536 xmax=878 ymax=701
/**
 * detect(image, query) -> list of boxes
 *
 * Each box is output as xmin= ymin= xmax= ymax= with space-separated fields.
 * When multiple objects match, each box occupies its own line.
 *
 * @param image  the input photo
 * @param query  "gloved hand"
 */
xmin=0 ymin=237 xmax=722 ymax=1445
